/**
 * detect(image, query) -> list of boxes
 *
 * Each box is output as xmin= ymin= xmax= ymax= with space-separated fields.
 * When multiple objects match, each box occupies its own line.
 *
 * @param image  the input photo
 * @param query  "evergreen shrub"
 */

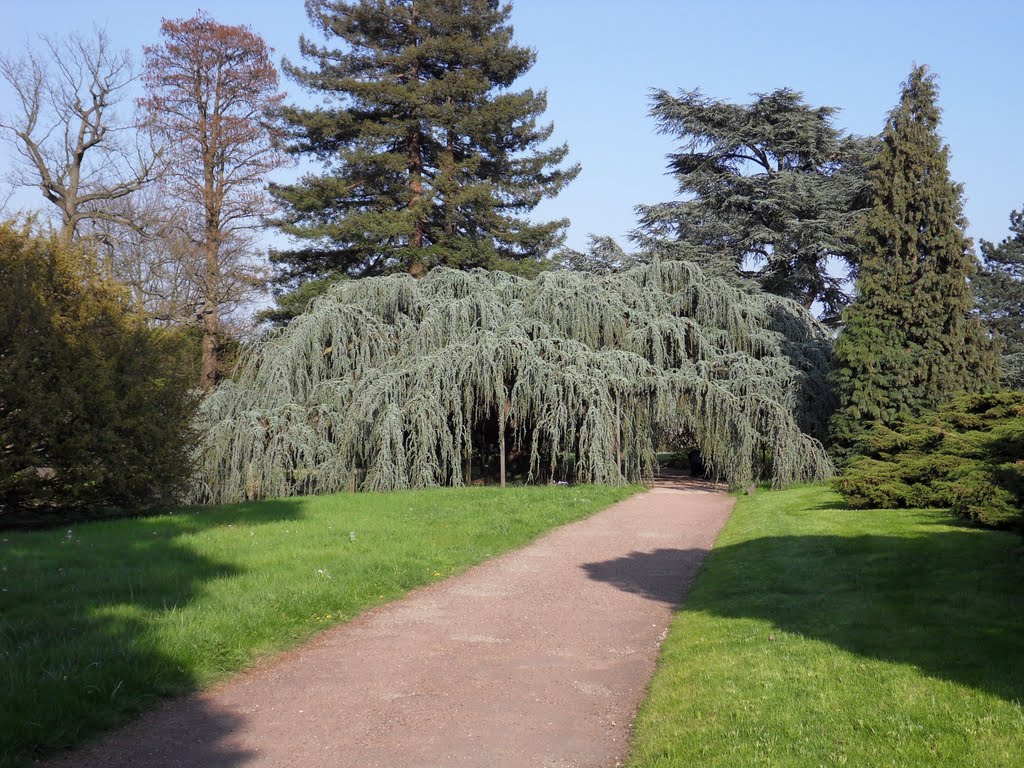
xmin=0 ymin=224 xmax=198 ymax=527
xmin=834 ymin=392 xmax=1024 ymax=527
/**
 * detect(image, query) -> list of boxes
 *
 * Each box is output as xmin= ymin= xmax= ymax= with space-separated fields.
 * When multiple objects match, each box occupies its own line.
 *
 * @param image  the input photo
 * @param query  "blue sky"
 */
xmin=2 ymin=0 xmax=1022 ymax=253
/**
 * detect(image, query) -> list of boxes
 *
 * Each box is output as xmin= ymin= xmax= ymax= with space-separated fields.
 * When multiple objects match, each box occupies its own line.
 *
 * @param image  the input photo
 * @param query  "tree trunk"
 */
xmin=498 ymin=400 xmax=510 ymax=488
xmin=498 ymin=418 xmax=506 ymax=489
xmin=802 ymin=284 xmax=817 ymax=310
xmin=444 ymin=125 xmax=456 ymax=237
xmin=615 ymin=390 xmax=622 ymax=475
xmin=199 ymin=229 xmax=220 ymax=392
xmin=200 ymin=301 xmax=218 ymax=393
xmin=407 ymin=60 xmax=425 ymax=277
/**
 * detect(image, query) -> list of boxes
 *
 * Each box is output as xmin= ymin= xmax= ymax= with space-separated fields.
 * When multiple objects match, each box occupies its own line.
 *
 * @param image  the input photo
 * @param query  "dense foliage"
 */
xmin=834 ymin=392 xmax=1024 ymax=528
xmin=634 ymin=88 xmax=874 ymax=321
xmin=977 ymin=206 xmax=1024 ymax=389
xmin=270 ymin=0 xmax=577 ymax=291
xmin=830 ymin=66 xmax=997 ymax=457
xmin=194 ymin=260 xmax=835 ymax=503
xmin=0 ymin=224 xmax=197 ymax=527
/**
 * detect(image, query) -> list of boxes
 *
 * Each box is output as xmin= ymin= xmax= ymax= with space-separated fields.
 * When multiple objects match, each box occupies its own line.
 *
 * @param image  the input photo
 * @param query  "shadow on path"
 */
xmin=48 ymin=699 xmax=256 ymax=768
xmin=651 ymin=470 xmax=728 ymax=494
xmin=581 ymin=548 xmax=711 ymax=605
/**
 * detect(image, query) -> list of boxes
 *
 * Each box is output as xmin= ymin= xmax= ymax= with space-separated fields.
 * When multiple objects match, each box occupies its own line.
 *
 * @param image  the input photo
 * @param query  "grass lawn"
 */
xmin=0 ymin=484 xmax=636 ymax=766
xmin=627 ymin=485 xmax=1024 ymax=768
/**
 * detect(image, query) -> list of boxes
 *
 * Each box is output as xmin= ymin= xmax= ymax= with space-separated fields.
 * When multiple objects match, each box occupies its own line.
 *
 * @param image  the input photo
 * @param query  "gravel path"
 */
xmin=51 ymin=478 xmax=734 ymax=768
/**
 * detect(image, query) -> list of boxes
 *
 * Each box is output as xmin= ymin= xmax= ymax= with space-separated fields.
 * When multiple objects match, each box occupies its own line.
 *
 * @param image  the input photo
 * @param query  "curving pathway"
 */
xmin=51 ymin=477 xmax=734 ymax=768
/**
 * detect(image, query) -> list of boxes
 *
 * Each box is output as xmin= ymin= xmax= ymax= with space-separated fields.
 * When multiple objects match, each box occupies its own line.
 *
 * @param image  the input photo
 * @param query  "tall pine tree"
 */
xmin=831 ymin=66 xmax=997 ymax=454
xmin=270 ymin=0 xmax=578 ymax=291
xmin=976 ymin=207 xmax=1024 ymax=388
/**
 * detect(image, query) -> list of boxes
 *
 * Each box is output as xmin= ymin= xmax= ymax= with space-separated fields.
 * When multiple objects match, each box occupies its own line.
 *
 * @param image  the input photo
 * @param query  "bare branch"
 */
xmin=142 ymin=11 xmax=288 ymax=389
xmin=0 ymin=27 xmax=159 ymax=240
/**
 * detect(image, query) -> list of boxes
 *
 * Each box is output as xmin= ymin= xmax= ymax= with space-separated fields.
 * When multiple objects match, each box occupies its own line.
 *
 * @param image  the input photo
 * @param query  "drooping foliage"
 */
xmin=635 ymin=87 xmax=875 ymax=321
xmin=0 ymin=223 xmax=198 ymax=527
xmin=831 ymin=66 xmax=998 ymax=457
xmin=977 ymin=206 xmax=1024 ymax=389
xmin=554 ymin=235 xmax=646 ymax=275
xmin=193 ymin=260 xmax=834 ymax=504
xmin=270 ymin=0 xmax=578 ymax=290
xmin=835 ymin=392 xmax=1024 ymax=528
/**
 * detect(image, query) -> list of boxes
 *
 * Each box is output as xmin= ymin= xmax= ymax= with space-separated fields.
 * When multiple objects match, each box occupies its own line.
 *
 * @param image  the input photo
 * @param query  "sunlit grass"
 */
xmin=627 ymin=485 xmax=1024 ymax=768
xmin=0 ymin=484 xmax=637 ymax=766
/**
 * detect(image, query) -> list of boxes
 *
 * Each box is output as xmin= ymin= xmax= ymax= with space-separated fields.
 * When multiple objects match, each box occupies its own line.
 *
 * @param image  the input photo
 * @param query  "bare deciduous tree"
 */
xmin=87 ymin=183 xmax=267 ymax=336
xmin=142 ymin=12 xmax=287 ymax=391
xmin=0 ymin=28 xmax=159 ymax=241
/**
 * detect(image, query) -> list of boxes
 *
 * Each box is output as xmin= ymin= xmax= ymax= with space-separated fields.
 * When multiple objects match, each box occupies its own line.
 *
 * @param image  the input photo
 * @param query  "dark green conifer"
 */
xmin=270 ymin=0 xmax=578 ymax=290
xmin=976 ymin=207 xmax=1024 ymax=388
xmin=635 ymin=87 xmax=875 ymax=322
xmin=0 ymin=223 xmax=197 ymax=525
xmin=830 ymin=66 xmax=998 ymax=455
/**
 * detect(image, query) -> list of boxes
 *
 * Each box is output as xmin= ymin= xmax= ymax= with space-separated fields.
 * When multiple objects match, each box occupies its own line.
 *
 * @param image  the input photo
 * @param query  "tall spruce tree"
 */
xmin=830 ymin=66 xmax=997 ymax=454
xmin=270 ymin=0 xmax=578 ymax=291
xmin=976 ymin=207 xmax=1024 ymax=388
xmin=634 ymin=88 xmax=875 ymax=322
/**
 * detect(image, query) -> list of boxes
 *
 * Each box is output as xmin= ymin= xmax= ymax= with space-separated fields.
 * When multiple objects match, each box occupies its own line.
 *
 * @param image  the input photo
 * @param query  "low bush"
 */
xmin=834 ymin=392 xmax=1024 ymax=527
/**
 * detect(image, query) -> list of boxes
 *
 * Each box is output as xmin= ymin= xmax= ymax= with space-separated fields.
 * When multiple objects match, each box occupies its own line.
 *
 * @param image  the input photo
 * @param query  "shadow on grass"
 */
xmin=145 ymin=497 xmax=310 ymax=535
xmin=803 ymin=500 xmax=851 ymax=511
xmin=582 ymin=531 xmax=1024 ymax=704
xmin=0 ymin=498 xmax=306 ymax=766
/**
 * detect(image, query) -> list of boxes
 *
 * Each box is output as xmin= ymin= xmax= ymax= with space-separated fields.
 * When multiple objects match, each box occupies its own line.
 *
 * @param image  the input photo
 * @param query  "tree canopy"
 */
xmin=269 ymin=0 xmax=578 ymax=291
xmin=0 ymin=29 xmax=159 ymax=242
xmin=830 ymin=66 xmax=997 ymax=455
xmin=193 ymin=259 xmax=834 ymax=504
xmin=634 ymin=87 xmax=874 ymax=321
xmin=142 ymin=12 xmax=287 ymax=390
xmin=0 ymin=222 xmax=197 ymax=526
xmin=977 ymin=206 xmax=1024 ymax=389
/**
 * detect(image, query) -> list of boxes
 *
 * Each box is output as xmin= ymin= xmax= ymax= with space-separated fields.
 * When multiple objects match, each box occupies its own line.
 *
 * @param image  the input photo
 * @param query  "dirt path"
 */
xmin=51 ymin=478 xmax=734 ymax=768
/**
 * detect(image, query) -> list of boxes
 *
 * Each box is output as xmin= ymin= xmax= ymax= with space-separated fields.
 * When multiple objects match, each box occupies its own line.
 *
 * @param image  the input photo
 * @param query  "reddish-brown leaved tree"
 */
xmin=142 ymin=12 xmax=286 ymax=391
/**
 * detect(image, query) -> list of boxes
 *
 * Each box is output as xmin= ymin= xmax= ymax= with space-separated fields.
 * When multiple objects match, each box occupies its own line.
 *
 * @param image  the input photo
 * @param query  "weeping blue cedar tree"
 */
xmin=192 ymin=259 xmax=835 ymax=503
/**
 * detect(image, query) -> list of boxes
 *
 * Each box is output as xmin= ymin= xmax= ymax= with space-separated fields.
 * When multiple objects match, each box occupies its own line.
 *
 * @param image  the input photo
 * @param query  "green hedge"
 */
xmin=834 ymin=392 xmax=1024 ymax=527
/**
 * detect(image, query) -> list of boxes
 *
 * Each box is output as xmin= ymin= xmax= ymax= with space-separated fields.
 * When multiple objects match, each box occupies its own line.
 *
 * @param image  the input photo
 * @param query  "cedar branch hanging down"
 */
xmin=192 ymin=260 xmax=834 ymax=503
